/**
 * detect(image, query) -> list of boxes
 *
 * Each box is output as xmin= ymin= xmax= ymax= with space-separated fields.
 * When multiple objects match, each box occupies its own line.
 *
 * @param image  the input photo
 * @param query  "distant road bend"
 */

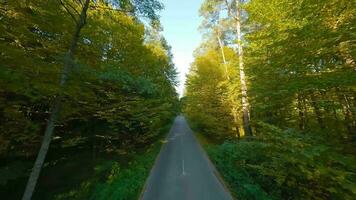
xmin=141 ymin=116 xmax=233 ymax=200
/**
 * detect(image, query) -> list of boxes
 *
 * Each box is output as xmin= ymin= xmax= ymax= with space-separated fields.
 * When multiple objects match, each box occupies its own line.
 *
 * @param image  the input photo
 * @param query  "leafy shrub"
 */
xmin=207 ymin=122 xmax=356 ymax=200
xmin=90 ymin=145 xmax=160 ymax=200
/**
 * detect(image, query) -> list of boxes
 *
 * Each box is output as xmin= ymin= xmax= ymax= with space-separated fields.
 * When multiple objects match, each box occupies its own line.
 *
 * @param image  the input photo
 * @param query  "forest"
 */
xmin=0 ymin=0 xmax=355 ymax=200
xmin=183 ymin=0 xmax=355 ymax=199
xmin=1 ymin=0 xmax=179 ymax=199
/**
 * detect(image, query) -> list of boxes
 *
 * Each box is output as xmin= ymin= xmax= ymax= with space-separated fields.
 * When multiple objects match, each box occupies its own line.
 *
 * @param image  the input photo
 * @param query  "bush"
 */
xmin=206 ymin=122 xmax=356 ymax=200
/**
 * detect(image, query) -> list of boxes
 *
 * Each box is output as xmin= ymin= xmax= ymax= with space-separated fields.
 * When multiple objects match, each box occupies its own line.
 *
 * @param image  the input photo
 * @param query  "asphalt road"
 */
xmin=141 ymin=116 xmax=233 ymax=200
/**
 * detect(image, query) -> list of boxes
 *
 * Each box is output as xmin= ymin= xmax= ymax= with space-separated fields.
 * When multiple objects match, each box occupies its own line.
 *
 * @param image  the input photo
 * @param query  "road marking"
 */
xmin=181 ymin=136 xmax=186 ymax=176
xmin=169 ymin=132 xmax=186 ymax=141
xmin=182 ymin=159 xmax=186 ymax=176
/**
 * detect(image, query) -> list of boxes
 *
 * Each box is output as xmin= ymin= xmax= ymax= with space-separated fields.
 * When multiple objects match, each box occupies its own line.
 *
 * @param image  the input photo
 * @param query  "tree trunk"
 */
xmin=216 ymin=32 xmax=229 ymax=80
xmin=340 ymin=93 xmax=354 ymax=136
xmin=336 ymin=88 xmax=355 ymax=136
xmin=310 ymin=92 xmax=325 ymax=130
xmin=21 ymin=1 xmax=90 ymax=199
xmin=297 ymin=93 xmax=306 ymax=130
xmin=232 ymin=109 xmax=241 ymax=139
xmin=235 ymin=0 xmax=252 ymax=136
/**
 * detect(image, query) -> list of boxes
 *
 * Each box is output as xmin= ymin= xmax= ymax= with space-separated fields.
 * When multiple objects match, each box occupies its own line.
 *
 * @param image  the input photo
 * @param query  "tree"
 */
xmin=19 ymin=0 xmax=164 ymax=199
xmin=21 ymin=1 xmax=91 ymax=199
xmin=0 ymin=0 xmax=178 ymax=198
xmin=233 ymin=0 xmax=252 ymax=136
xmin=244 ymin=0 xmax=355 ymax=136
xmin=199 ymin=0 xmax=252 ymax=136
xmin=187 ymin=0 xmax=355 ymax=199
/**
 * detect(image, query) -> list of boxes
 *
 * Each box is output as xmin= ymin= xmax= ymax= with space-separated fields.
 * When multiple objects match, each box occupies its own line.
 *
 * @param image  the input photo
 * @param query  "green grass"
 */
xmin=51 ymin=148 xmax=161 ymax=200
xmin=52 ymin=122 xmax=172 ymax=200
xmin=88 ymin=142 xmax=162 ymax=200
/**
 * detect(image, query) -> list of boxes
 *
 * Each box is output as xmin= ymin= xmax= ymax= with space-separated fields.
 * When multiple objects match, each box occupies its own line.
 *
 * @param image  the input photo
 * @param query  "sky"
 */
xmin=160 ymin=0 xmax=204 ymax=97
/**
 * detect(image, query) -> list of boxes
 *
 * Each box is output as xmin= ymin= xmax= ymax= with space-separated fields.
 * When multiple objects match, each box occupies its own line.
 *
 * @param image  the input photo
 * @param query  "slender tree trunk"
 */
xmin=336 ymin=88 xmax=355 ymax=136
xmin=22 ymin=1 xmax=90 ymax=199
xmin=232 ymin=109 xmax=241 ymax=139
xmin=340 ymin=93 xmax=354 ymax=135
xmin=217 ymin=29 xmax=240 ymax=136
xmin=216 ymin=33 xmax=229 ymax=80
xmin=92 ymin=134 xmax=97 ymax=165
xmin=297 ymin=93 xmax=306 ymax=130
xmin=310 ymin=92 xmax=325 ymax=130
xmin=235 ymin=0 xmax=252 ymax=136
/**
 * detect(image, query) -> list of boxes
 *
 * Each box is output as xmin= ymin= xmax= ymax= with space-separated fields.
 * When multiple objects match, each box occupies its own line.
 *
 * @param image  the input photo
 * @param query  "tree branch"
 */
xmin=76 ymin=0 xmax=83 ymax=6
xmin=59 ymin=0 xmax=79 ymax=25
xmin=89 ymin=5 xmax=129 ymax=13
xmin=66 ymin=1 xmax=81 ymax=16
xmin=224 ymin=0 xmax=232 ymax=16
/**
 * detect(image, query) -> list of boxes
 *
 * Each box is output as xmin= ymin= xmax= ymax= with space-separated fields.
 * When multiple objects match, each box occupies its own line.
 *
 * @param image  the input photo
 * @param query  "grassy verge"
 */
xmin=189 ymin=119 xmax=356 ymax=200
xmin=52 ymin=121 xmax=173 ymax=200
xmin=87 ymin=140 xmax=162 ymax=200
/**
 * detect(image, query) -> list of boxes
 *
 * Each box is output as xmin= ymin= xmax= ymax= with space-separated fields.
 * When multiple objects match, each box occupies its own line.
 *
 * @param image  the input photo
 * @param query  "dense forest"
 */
xmin=183 ymin=0 xmax=355 ymax=199
xmin=0 ymin=0 xmax=178 ymax=199
xmin=1 ymin=0 xmax=355 ymax=200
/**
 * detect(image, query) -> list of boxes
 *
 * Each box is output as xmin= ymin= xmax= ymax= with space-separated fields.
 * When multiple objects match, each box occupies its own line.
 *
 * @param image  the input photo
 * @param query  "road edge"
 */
xmin=186 ymin=120 xmax=236 ymax=200
xmin=138 ymin=118 xmax=176 ymax=200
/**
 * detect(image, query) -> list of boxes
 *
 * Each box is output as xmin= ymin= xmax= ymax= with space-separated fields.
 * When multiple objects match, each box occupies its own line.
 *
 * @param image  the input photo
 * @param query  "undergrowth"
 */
xmin=53 ymin=122 xmax=171 ymax=200
xmin=202 ymin=122 xmax=356 ymax=200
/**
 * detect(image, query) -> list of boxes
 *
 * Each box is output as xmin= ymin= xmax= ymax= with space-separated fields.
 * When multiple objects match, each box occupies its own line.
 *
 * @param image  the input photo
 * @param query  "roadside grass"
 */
xmin=53 ymin=121 xmax=173 ymax=200
xmin=88 ymin=140 xmax=162 ymax=200
xmin=187 ymin=119 xmax=356 ymax=200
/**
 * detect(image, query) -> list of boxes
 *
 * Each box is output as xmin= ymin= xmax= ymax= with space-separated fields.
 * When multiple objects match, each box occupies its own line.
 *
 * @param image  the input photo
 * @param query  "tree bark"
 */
xmin=336 ymin=88 xmax=355 ymax=137
xmin=21 ymin=1 xmax=90 ymax=199
xmin=232 ymin=109 xmax=241 ymax=139
xmin=216 ymin=32 xmax=229 ymax=80
xmin=340 ymin=93 xmax=355 ymax=136
xmin=235 ymin=0 xmax=252 ymax=136
xmin=310 ymin=92 xmax=325 ymax=130
xmin=297 ymin=93 xmax=306 ymax=130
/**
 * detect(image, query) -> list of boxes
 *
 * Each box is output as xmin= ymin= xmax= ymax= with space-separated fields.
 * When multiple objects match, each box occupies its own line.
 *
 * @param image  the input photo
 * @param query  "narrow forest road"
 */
xmin=141 ymin=116 xmax=233 ymax=200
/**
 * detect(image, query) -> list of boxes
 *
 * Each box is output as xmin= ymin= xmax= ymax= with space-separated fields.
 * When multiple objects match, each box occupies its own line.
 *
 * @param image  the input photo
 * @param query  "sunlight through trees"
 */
xmin=184 ymin=0 xmax=355 ymax=199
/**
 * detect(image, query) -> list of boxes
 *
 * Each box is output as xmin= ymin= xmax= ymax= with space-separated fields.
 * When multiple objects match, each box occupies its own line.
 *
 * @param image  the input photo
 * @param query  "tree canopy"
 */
xmin=184 ymin=0 xmax=355 ymax=199
xmin=0 ymin=0 xmax=179 ymax=199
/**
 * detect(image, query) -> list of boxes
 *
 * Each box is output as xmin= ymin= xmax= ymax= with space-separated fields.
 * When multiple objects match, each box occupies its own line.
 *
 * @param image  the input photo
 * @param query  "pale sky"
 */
xmin=160 ymin=0 xmax=204 ymax=97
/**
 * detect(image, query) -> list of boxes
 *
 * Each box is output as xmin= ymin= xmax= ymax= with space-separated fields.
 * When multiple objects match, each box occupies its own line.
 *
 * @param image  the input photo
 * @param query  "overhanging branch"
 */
xmin=59 ymin=0 xmax=79 ymax=25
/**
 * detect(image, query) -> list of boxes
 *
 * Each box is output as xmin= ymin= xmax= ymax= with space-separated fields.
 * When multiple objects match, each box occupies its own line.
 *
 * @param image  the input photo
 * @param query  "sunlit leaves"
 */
xmin=0 ymin=0 xmax=178 ymax=159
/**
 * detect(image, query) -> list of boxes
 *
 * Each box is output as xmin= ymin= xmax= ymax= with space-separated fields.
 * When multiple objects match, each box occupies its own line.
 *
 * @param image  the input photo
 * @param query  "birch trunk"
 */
xmin=22 ymin=1 xmax=90 ymax=199
xmin=216 ymin=32 xmax=229 ymax=80
xmin=235 ymin=0 xmax=252 ymax=136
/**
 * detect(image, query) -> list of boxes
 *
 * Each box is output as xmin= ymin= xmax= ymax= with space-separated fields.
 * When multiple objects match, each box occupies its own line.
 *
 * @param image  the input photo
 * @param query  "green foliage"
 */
xmin=52 ymin=122 xmax=171 ymax=200
xmin=244 ymin=0 xmax=355 ymax=134
xmin=187 ymin=0 xmax=355 ymax=199
xmin=0 ymin=0 xmax=178 ymax=198
xmin=207 ymin=124 xmax=356 ymax=199
xmin=89 ymin=145 xmax=159 ymax=200
xmin=183 ymin=47 xmax=242 ymax=139
xmin=0 ymin=0 xmax=178 ymax=157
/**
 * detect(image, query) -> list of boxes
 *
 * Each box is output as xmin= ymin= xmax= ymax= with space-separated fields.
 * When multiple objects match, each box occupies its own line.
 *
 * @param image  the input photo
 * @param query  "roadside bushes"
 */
xmin=207 ymin=122 xmax=356 ymax=200
xmin=52 ymin=121 xmax=173 ymax=200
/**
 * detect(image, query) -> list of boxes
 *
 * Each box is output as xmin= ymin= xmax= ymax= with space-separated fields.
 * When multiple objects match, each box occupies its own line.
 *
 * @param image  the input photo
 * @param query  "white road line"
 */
xmin=182 ymin=159 xmax=186 ymax=176
xmin=180 ymin=136 xmax=186 ymax=176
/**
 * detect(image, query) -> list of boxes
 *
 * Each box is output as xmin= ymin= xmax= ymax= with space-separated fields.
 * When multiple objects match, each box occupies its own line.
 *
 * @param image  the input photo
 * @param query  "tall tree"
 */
xmin=232 ymin=0 xmax=252 ymax=136
xmin=20 ymin=0 xmax=164 ymax=199
xmin=22 ymin=1 xmax=91 ymax=199
xmin=200 ymin=0 xmax=252 ymax=136
xmin=186 ymin=0 xmax=355 ymax=198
